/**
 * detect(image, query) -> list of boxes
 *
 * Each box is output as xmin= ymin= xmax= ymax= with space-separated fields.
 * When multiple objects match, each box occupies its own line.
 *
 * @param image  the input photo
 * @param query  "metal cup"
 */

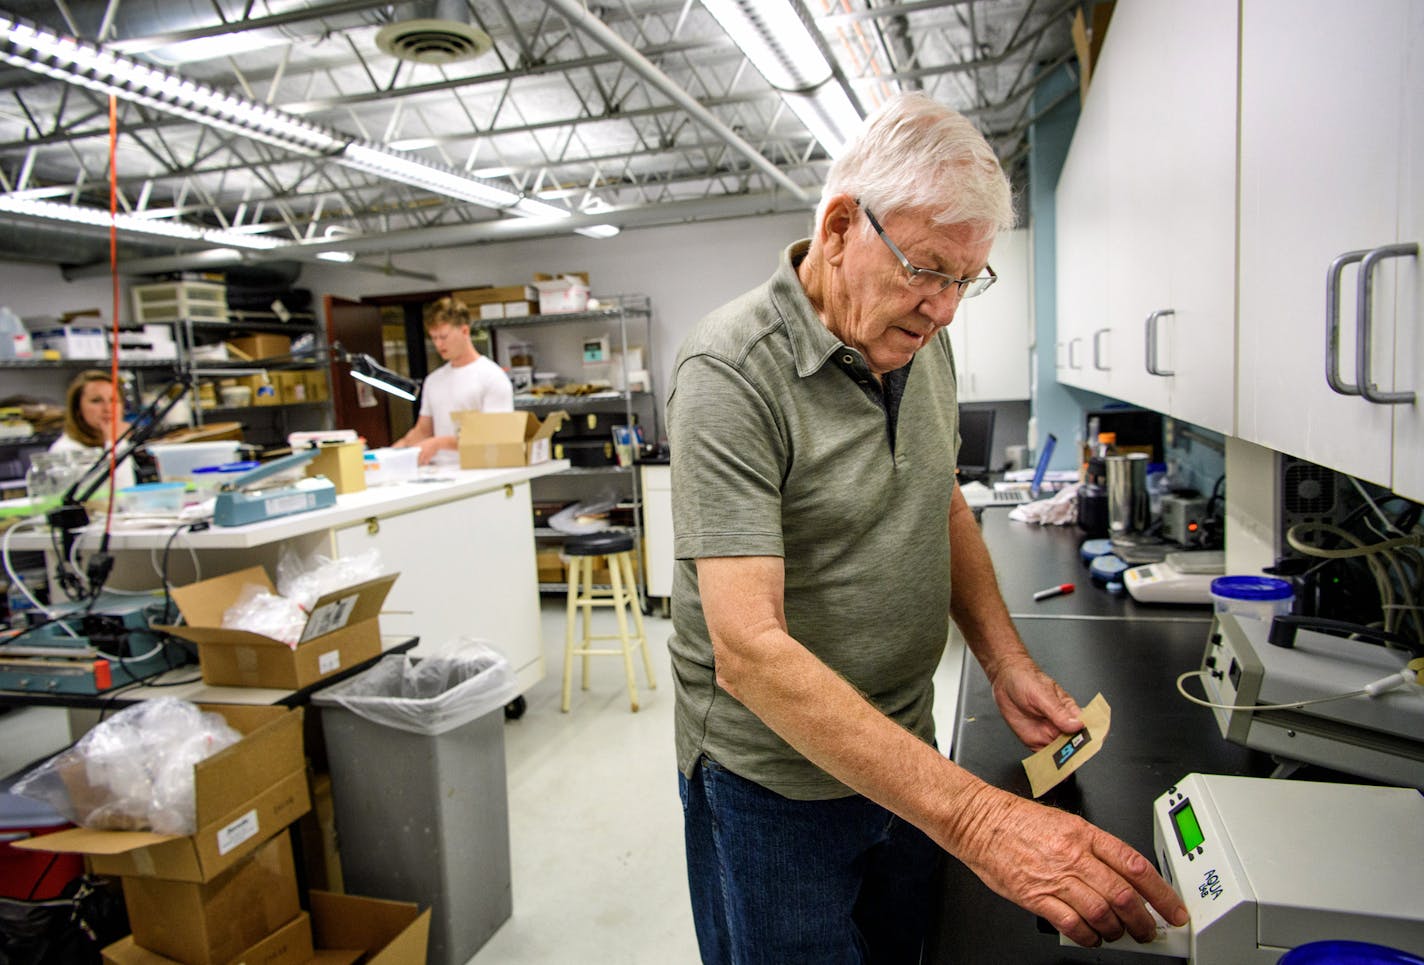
xmin=1106 ymin=452 xmax=1150 ymax=535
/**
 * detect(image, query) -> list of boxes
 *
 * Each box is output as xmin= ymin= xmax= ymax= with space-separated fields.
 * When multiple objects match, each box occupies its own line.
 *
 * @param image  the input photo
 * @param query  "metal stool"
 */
xmin=562 ymin=531 xmax=656 ymax=712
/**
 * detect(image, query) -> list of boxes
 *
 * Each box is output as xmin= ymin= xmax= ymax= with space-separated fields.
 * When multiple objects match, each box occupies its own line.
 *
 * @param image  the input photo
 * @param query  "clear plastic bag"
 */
xmin=221 ymin=583 xmax=305 ymax=646
xmin=12 ymin=699 xmax=243 ymax=835
xmin=316 ymin=640 xmax=518 ymax=736
xmin=277 ymin=546 xmax=384 ymax=611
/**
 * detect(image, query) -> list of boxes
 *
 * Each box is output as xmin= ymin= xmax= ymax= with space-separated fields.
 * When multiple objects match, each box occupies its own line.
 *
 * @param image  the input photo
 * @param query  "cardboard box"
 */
xmin=104 ymin=892 xmax=430 ymax=965
xmin=455 ymin=410 xmax=566 ymax=469
xmin=14 ymin=706 xmax=309 ymax=883
xmin=103 ymin=912 xmax=315 ymax=965
xmin=304 ymin=370 xmax=329 ymax=403
xmin=477 ymin=303 xmax=504 ymax=321
xmin=308 ymin=891 xmax=430 ymax=965
xmin=271 ymin=370 xmax=308 ymax=404
xmin=122 ymin=834 xmax=300 ymax=965
xmin=533 ymin=275 xmax=590 ymax=314
xmin=296 ymin=772 xmax=343 ymax=894
xmin=305 ymin=442 xmax=366 ymax=495
xmin=161 ymin=566 xmax=397 ymax=689
xmin=452 ymin=284 xmax=538 ymax=308
xmin=502 ymin=300 xmax=538 ymax=318
xmin=536 ymin=548 xmax=564 ymax=583
xmin=227 ymin=334 xmax=291 ymax=361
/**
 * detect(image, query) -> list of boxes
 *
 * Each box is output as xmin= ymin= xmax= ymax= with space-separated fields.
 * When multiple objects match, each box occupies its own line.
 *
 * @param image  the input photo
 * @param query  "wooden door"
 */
xmin=325 ymin=295 xmax=391 ymax=448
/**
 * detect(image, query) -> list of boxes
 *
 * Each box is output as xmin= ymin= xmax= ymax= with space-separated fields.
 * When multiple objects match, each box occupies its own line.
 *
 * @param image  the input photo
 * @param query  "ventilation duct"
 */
xmin=376 ymin=0 xmax=492 ymax=65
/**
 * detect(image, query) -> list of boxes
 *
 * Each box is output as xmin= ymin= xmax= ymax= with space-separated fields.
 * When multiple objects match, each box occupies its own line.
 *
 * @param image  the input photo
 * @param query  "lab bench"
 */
xmin=928 ymin=511 xmax=1269 ymax=964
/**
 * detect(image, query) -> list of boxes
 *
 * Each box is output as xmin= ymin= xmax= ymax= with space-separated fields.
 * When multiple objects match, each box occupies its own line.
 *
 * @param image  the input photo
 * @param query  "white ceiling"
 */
xmin=0 ymin=0 xmax=1079 ymax=279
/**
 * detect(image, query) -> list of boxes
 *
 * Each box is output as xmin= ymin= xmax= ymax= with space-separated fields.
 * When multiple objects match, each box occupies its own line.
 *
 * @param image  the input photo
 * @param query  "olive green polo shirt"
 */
xmin=667 ymin=240 xmax=962 ymax=800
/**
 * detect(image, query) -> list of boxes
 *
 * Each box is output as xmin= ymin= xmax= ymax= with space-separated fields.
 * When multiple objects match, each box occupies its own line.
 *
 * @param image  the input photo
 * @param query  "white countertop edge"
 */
xmin=4 ymin=460 xmax=570 ymax=551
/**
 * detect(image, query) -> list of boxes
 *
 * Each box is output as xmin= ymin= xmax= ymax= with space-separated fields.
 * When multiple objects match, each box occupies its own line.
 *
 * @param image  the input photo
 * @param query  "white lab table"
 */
xmin=5 ymin=461 xmax=569 ymax=695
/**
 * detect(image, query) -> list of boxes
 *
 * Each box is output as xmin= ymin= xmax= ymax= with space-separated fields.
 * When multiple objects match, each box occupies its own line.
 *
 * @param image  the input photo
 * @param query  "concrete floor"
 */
xmin=0 ymin=598 xmax=966 ymax=964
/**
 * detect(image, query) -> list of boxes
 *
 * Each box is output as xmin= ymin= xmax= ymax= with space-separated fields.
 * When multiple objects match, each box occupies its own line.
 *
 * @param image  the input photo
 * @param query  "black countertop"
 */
xmin=929 ymin=512 xmax=1268 ymax=964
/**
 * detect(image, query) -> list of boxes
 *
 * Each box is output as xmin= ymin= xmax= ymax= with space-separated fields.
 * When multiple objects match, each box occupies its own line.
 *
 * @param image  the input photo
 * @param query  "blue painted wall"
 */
xmin=1027 ymin=65 xmax=1115 ymax=470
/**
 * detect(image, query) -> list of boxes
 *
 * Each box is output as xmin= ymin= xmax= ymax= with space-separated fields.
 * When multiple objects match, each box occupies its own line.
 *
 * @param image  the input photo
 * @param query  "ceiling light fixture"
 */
xmin=0 ymin=196 xmax=288 ymax=250
xmin=575 ymin=224 xmax=622 ymax=239
xmin=698 ymin=0 xmax=862 ymax=156
xmin=0 ymin=15 xmax=584 ymax=233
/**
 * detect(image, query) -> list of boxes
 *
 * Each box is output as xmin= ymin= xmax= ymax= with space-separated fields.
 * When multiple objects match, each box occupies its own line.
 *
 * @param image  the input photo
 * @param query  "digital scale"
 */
xmin=1069 ymin=774 xmax=1424 ymax=962
xmin=1124 ymin=551 xmax=1225 ymax=604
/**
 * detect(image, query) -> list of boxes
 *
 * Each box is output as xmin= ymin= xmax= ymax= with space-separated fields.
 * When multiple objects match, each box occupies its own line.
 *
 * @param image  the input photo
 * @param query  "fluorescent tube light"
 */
xmin=0 ymin=15 xmax=600 ymax=235
xmin=0 ymin=196 xmax=288 ymax=250
xmin=316 ymin=250 xmax=356 ymax=263
xmin=575 ymin=224 xmax=621 ymax=239
xmin=698 ymin=0 xmax=861 ymax=156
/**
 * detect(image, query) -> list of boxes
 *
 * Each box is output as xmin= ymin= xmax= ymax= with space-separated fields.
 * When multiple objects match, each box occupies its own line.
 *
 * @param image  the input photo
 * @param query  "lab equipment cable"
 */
xmin=1175 ymin=664 xmax=1423 ymax=713
xmin=4 ymin=520 xmax=78 ymax=637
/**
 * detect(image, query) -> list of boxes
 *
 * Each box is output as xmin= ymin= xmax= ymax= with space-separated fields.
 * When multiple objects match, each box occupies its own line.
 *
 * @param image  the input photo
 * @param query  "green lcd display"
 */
xmin=1171 ymin=800 xmax=1205 ymax=854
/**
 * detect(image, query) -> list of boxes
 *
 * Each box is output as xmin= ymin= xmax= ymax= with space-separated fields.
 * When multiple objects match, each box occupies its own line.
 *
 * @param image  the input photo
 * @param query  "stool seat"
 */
xmin=564 ymin=531 xmax=635 ymax=556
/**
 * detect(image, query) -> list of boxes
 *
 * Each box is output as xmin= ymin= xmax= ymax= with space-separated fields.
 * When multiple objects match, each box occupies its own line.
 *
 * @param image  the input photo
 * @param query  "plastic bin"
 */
xmin=1210 ymin=575 xmax=1294 ymax=623
xmin=312 ymin=646 xmax=518 ymax=965
xmin=148 ymin=441 xmax=241 ymax=482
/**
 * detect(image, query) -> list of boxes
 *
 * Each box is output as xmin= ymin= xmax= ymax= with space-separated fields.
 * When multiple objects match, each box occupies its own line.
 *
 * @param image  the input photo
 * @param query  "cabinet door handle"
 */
xmin=1145 ymin=310 xmax=1175 ymax=376
xmin=1068 ymin=337 xmax=1083 ymax=370
xmin=1325 ymin=249 xmax=1370 ymax=395
xmin=1092 ymin=327 xmax=1111 ymax=371
xmin=1356 ymin=242 xmax=1419 ymax=405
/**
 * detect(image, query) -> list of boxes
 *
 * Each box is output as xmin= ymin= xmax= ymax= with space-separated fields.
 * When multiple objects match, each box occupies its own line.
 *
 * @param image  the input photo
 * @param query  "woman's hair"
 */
xmin=820 ymin=92 xmax=1016 ymax=239
xmin=424 ymin=295 xmax=472 ymax=331
xmin=64 ymin=369 xmax=116 ymax=448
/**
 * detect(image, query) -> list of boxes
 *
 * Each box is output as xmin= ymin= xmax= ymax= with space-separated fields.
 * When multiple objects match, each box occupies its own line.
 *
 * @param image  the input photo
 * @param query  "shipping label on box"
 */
xmin=454 ymin=410 xmax=567 ymax=469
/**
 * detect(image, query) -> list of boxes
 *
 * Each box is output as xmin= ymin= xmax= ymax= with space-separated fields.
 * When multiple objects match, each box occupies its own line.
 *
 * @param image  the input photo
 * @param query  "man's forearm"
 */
xmin=947 ymin=489 xmax=1033 ymax=681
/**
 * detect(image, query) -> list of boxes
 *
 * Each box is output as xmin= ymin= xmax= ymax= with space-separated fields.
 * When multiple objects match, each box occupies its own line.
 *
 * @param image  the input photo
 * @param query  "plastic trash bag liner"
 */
xmin=12 ymin=699 xmax=242 ymax=835
xmin=317 ymin=640 xmax=518 ymax=736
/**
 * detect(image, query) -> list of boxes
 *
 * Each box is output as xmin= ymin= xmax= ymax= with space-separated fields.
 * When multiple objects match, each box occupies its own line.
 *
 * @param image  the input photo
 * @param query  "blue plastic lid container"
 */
xmin=1210 ymin=575 xmax=1294 ymax=601
xmin=1278 ymin=941 xmax=1424 ymax=965
xmin=1210 ymin=575 xmax=1294 ymax=622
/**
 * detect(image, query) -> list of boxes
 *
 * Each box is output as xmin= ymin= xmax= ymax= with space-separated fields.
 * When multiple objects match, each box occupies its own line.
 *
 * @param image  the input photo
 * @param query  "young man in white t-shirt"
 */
xmin=393 ymin=296 xmax=514 ymax=465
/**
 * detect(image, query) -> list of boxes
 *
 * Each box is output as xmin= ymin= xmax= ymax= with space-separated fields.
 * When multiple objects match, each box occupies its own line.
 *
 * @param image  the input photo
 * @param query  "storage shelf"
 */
xmin=515 ymin=391 xmax=651 ymax=408
xmin=554 ymin=465 xmax=633 ymax=475
xmin=480 ymin=302 xmax=650 ymax=331
xmin=199 ymin=401 xmax=327 ymax=414
xmin=163 ymin=316 xmax=318 ymax=334
xmin=0 ymin=358 xmax=178 ymax=369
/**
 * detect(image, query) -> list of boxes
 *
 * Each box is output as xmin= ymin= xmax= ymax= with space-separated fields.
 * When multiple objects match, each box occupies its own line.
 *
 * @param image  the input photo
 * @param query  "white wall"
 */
xmin=302 ymin=210 xmax=815 ymax=438
xmin=0 ymin=262 xmax=124 ymax=403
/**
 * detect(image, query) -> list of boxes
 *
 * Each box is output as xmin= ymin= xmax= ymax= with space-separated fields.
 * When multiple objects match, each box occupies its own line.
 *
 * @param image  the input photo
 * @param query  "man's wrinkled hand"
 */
xmin=989 ymin=658 xmax=1083 ymax=750
xmin=950 ymin=785 xmax=1189 ymax=948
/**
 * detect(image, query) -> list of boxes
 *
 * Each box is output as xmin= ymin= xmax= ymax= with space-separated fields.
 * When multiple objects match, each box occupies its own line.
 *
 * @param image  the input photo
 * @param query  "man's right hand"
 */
xmin=945 ymin=783 xmax=1188 ymax=948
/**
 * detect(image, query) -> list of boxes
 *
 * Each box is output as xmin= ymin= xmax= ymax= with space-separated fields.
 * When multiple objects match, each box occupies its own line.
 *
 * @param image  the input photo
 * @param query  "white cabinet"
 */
xmin=948 ymin=229 xmax=1031 ymax=401
xmin=1236 ymin=0 xmax=1422 ymax=501
xmin=640 ymin=463 xmax=673 ymax=600
xmin=1055 ymin=0 xmax=1238 ymax=434
xmin=334 ymin=481 xmax=546 ymax=691
xmin=1055 ymin=75 xmax=1111 ymax=393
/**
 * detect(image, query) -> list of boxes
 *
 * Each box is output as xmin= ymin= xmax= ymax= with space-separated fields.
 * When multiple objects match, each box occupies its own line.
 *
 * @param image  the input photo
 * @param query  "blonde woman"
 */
xmin=47 ymin=369 xmax=136 ymax=491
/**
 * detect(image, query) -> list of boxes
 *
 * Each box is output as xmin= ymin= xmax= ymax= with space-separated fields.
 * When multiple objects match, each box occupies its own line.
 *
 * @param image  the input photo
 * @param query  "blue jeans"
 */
xmin=679 ymin=756 xmax=943 ymax=964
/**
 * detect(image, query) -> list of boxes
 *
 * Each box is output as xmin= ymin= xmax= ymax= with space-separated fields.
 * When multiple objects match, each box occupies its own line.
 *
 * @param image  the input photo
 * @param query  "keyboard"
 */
xmin=959 ymin=480 xmax=1032 ymax=508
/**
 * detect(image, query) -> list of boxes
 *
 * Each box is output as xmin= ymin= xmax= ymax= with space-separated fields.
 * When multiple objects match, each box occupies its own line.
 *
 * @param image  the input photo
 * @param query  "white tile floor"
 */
xmin=0 ymin=598 xmax=966 ymax=964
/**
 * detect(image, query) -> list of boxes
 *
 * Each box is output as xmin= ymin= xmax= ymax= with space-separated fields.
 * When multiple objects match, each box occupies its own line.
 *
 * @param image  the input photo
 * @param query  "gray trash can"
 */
xmin=312 ymin=645 xmax=519 ymax=965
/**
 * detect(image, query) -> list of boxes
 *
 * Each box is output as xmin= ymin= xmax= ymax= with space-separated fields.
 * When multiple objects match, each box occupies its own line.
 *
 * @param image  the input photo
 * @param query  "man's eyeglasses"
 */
xmin=862 ymin=205 xmax=997 ymax=299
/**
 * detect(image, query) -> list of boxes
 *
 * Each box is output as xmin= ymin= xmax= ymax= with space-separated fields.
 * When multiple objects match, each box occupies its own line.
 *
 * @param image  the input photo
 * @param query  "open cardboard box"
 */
xmin=456 ymin=410 xmax=567 ymax=469
xmin=159 ymin=566 xmax=397 ymax=689
xmin=101 ymin=891 xmax=430 ymax=965
xmin=14 ymin=705 xmax=309 ymax=883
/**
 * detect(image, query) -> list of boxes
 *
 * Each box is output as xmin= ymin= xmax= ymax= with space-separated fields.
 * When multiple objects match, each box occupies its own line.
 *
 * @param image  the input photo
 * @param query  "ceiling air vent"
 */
xmin=376 ymin=19 xmax=493 ymax=65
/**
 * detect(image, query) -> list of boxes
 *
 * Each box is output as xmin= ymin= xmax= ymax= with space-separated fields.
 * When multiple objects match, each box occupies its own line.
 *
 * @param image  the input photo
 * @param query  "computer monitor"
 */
xmin=956 ymin=408 xmax=996 ymax=479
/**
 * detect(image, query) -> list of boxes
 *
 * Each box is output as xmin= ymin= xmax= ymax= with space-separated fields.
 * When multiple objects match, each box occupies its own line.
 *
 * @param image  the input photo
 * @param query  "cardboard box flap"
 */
xmin=298 ymin=573 xmax=397 ymax=644
xmin=171 ymin=566 xmax=274 ymax=627
xmin=193 ymin=706 xmax=304 ymax=826
xmin=531 ymin=410 xmax=567 ymax=441
xmin=13 ymin=825 xmax=178 ymax=857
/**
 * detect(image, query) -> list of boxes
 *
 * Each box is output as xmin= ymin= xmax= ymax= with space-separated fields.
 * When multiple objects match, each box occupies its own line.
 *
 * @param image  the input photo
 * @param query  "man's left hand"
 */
xmin=415 ymin=437 xmax=444 ymax=466
xmin=989 ymin=657 xmax=1084 ymax=749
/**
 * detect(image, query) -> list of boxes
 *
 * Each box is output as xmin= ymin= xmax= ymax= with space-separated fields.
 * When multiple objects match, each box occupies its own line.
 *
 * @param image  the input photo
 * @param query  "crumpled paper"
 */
xmin=1009 ymin=484 xmax=1080 ymax=526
